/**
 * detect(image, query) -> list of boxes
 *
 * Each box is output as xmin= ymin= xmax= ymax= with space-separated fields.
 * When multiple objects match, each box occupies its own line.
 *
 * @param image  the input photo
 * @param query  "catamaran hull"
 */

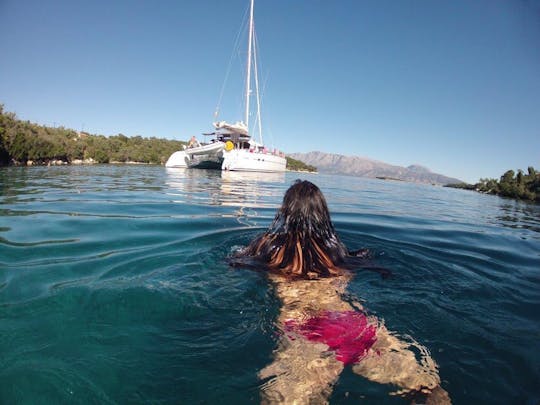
xmin=188 ymin=155 xmax=223 ymax=169
xmin=165 ymin=151 xmax=188 ymax=168
xmin=165 ymin=142 xmax=225 ymax=169
xmin=222 ymin=149 xmax=286 ymax=172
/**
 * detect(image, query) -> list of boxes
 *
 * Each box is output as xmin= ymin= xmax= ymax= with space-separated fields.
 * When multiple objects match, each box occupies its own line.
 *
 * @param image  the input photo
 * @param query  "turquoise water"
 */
xmin=1 ymin=165 xmax=539 ymax=404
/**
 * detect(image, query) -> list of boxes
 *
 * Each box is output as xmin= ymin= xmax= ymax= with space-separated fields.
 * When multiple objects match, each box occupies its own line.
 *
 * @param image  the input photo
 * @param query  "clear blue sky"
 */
xmin=1 ymin=0 xmax=539 ymax=183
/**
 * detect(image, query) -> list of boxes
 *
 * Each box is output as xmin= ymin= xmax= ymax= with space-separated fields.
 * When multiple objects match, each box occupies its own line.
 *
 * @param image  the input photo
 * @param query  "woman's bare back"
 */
xmin=260 ymin=275 xmax=450 ymax=405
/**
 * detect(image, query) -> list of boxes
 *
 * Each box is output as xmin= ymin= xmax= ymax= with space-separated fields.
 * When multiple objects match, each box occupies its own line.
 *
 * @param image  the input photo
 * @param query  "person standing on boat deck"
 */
xmin=188 ymin=135 xmax=200 ymax=148
xmin=229 ymin=180 xmax=451 ymax=405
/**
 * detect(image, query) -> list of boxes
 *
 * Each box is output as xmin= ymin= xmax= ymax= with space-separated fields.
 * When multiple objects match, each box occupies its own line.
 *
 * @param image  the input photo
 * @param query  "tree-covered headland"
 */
xmin=285 ymin=156 xmax=317 ymax=172
xmin=0 ymin=105 xmax=186 ymax=165
xmin=0 ymin=105 xmax=316 ymax=172
xmin=446 ymin=167 xmax=540 ymax=202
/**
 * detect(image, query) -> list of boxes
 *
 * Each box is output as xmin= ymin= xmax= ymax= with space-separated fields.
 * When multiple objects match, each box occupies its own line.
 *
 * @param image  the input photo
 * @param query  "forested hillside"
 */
xmin=0 ymin=105 xmax=185 ymax=165
xmin=446 ymin=167 xmax=540 ymax=202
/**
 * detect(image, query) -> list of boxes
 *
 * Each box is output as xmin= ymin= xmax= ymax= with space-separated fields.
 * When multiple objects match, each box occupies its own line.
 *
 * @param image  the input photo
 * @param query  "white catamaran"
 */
xmin=165 ymin=0 xmax=286 ymax=172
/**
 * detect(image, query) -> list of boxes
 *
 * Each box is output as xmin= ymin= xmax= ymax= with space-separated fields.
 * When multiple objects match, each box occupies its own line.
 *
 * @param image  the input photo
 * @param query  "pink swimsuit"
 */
xmin=285 ymin=311 xmax=377 ymax=365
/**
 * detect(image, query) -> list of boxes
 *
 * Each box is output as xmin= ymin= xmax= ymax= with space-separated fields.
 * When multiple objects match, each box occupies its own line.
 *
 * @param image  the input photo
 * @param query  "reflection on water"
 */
xmin=220 ymin=170 xmax=286 ymax=208
xmin=496 ymin=200 xmax=540 ymax=234
xmin=165 ymin=168 xmax=222 ymax=206
xmin=166 ymin=168 xmax=286 ymax=208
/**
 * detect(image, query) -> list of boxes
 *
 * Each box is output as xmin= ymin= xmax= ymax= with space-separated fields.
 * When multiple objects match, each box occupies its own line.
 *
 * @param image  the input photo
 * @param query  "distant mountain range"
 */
xmin=288 ymin=151 xmax=463 ymax=185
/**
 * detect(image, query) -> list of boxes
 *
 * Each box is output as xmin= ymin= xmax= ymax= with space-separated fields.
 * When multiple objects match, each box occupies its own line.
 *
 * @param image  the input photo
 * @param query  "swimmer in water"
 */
xmin=230 ymin=180 xmax=451 ymax=405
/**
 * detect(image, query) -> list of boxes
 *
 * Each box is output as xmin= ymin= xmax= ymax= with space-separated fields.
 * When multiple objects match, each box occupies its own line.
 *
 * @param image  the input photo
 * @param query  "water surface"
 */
xmin=1 ymin=165 xmax=539 ymax=404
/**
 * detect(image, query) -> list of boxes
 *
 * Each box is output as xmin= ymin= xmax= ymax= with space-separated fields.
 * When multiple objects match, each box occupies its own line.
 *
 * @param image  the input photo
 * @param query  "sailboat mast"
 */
xmin=244 ymin=0 xmax=255 ymax=129
xmin=253 ymin=37 xmax=263 ymax=144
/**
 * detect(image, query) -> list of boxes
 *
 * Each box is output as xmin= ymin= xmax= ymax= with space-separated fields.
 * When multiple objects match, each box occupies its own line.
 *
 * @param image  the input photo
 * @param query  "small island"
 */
xmin=285 ymin=156 xmax=317 ymax=173
xmin=445 ymin=167 xmax=540 ymax=203
xmin=0 ymin=105 xmax=316 ymax=172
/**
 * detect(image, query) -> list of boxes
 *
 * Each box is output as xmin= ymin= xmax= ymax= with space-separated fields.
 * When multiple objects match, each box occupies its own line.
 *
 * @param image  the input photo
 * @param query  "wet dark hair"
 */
xmin=230 ymin=180 xmax=391 ymax=279
xmin=232 ymin=180 xmax=349 ymax=279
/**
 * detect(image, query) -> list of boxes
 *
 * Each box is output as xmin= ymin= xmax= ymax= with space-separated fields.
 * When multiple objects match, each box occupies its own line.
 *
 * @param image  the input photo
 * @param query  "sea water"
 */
xmin=0 ymin=165 xmax=539 ymax=404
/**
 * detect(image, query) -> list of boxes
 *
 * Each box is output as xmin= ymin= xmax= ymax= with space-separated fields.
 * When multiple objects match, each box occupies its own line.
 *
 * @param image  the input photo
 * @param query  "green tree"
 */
xmin=0 ymin=105 xmax=9 ymax=164
xmin=516 ymin=170 xmax=523 ymax=185
xmin=9 ymin=131 xmax=30 ymax=162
